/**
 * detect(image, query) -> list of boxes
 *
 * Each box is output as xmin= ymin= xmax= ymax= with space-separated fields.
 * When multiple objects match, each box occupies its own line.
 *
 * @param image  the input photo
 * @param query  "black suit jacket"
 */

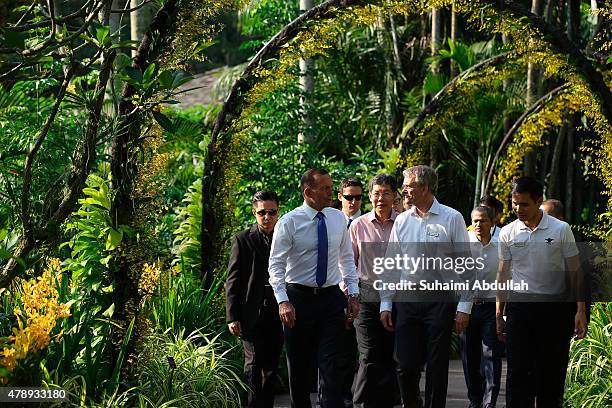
xmin=225 ymin=224 xmax=273 ymax=335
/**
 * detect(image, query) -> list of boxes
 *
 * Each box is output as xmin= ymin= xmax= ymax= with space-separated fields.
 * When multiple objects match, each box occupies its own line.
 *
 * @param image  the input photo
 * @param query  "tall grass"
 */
xmin=137 ymin=329 xmax=246 ymax=407
xmin=150 ymin=267 xmax=226 ymax=336
xmin=565 ymin=303 xmax=612 ymax=407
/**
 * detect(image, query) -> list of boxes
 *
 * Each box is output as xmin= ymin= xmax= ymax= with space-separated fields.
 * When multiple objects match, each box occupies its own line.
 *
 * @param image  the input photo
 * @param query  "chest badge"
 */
xmin=545 ymin=238 xmax=554 ymax=245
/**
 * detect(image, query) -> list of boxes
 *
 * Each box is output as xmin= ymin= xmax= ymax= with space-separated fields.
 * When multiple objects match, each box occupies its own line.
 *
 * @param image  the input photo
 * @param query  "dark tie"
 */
xmin=315 ymin=212 xmax=328 ymax=287
xmin=347 ymin=217 xmax=353 ymax=229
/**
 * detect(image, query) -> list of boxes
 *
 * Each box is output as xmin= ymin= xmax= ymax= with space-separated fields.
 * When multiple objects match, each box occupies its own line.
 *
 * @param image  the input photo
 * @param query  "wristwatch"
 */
xmin=348 ymin=293 xmax=359 ymax=299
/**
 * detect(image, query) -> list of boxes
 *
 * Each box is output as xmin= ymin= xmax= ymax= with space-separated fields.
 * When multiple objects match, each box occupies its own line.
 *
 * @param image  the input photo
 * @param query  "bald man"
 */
xmin=541 ymin=199 xmax=564 ymax=221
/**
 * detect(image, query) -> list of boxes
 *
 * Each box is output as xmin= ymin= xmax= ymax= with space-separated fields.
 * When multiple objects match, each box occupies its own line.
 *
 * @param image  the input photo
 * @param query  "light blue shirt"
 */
xmin=268 ymin=202 xmax=359 ymax=303
xmin=380 ymin=198 xmax=471 ymax=313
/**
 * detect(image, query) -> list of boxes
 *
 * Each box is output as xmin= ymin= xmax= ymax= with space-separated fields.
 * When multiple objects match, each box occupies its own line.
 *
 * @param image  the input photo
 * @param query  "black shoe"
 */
xmin=468 ymin=404 xmax=482 ymax=408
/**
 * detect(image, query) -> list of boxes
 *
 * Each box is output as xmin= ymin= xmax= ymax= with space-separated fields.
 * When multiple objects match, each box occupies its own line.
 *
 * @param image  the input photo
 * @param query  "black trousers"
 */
xmin=459 ymin=302 xmax=502 ymax=406
xmin=353 ymin=296 xmax=398 ymax=408
xmin=394 ymin=302 xmax=456 ymax=408
xmin=505 ymin=302 xmax=574 ymax=408
xmin=242 ymin=298 xmax=284 ymax=408
xmin=285 ymin=284 xmax=347 ymax=408
xmin=338 ymin=322 xmax=358 ymax=403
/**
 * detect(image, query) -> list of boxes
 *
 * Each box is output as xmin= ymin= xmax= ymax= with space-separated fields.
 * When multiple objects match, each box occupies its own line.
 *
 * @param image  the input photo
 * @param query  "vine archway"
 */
xmin=200 ymin=0 xmax=612 ymax=288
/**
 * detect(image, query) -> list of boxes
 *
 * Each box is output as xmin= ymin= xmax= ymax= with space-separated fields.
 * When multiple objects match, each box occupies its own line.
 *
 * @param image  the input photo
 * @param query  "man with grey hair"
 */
xmin=460 ymin=206 xmax=503 ymax=408
xmin=380 ymin=165 xmax=471 ymax=408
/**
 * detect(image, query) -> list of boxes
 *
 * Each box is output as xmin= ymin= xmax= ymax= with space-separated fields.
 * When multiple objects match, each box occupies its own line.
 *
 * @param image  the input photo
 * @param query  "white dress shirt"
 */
xmin=467 ymin=230 xmax=499 ymax=301
xmin=344 ymin=209 xmax=362 ymax=228
xmin=268 ymin=202 xmax=359 ymax=303
xmin=380 ymin=198 xmax=471 ymax=313
xmin=491 ymin=225 xmax=500 ymax=240
xmin=498 ymin=211 xmax=579 ymax=295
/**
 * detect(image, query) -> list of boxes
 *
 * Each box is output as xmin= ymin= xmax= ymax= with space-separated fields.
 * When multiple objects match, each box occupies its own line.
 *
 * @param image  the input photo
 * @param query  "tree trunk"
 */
xmin=565 ymin=120 xmax=575 ymax=222
xmin=130 ymin=0 xmax=154 ymax=57
xmin=547 ymin=125 xmax=566 ymax=199
xmin=564 ymin=0 xmax=580 ymax=223
xmin=450 ymin=1 xmax=459 ymax=78
xmin=523 ymin=0 xmax=543 ymax=177
xmin=110 ymin=0 xmax=179 ymax=378
xmin=110 ymin=0 xmax=131 ymax=41
xmin=298 ymin=0 xmax=314 ymax=144
xmin=474 ymin=149 xmax=483 ymax=208
xmin=431 ymin=8 xmax=442 ymax=74
xmin=429 ymin=7 xmax=442 ymax=166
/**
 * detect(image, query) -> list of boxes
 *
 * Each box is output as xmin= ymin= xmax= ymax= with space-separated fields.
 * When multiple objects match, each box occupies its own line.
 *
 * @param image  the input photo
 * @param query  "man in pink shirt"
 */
xmin=349 ymin=173 xmax=400 ymax=408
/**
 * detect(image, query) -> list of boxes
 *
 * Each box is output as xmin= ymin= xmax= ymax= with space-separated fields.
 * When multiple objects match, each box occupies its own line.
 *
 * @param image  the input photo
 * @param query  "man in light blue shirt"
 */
xmin=269 ymin=168 xmax=360 ymax=408
xmin=379 ymin=165 xmax=471 ymax=408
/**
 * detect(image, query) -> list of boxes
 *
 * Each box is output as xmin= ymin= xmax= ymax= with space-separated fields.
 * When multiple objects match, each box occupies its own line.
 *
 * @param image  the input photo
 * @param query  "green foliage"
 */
xmin=233 ymin=85 xmax=380 ymax=229
xmin=239 ymin=0 xmax=300 ymax=51
xmin=565 ymin=303 xmax=612 ymax=407
xmin=137 ymin=330 xmax=245 ymax=407
xmin=150 ymin=267 xmax=225 ymax=336
xmin=39 ymin=174 xmax=129 ymax=400
xmin=171 ymin=179 xmax=203 ymax=274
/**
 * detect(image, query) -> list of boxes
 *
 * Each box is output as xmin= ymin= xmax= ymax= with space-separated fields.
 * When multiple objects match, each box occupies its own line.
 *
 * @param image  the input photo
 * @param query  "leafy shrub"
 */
xmin=150 ymin=265 xmax=225 ymax=337
xmin=565 ymin=303 xmax=612 ymax=407
xmin=171 ymin=179 xmax=203 ymax=275
xmin=137 ymin=330 xmax=245 ymax=407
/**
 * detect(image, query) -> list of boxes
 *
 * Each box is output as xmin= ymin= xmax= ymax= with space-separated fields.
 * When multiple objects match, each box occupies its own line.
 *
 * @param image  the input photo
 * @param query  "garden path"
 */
xmin=274 ymin=358 xmax=507 ymax=408
xmin=174 ymin=68 xmax=224 ymax=108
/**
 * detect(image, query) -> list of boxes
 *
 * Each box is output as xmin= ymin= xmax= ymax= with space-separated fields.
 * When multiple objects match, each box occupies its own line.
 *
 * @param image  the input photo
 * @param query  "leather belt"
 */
xmin=287 ymin=283 xmax=339 ymax=295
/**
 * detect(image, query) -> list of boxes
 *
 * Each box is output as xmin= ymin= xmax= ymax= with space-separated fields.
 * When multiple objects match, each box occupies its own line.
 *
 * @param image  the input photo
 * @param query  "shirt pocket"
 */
xmin=509 ymin=236 xmax=530 ymax=258
xmin=425 ymin=224 xmax=448 ymax=241
xmin=327 ymin=229 xmax=344 ymax=250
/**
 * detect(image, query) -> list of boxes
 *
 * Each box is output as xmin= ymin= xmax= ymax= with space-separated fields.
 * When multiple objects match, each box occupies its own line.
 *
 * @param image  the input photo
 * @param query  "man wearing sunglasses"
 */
xmin=335 ymin=177 xmax=363 ymax=406
xmin=339 ymin=177 xmax=364 ymax=228
xmin=226 ymin=191 xmax=283 ymax=408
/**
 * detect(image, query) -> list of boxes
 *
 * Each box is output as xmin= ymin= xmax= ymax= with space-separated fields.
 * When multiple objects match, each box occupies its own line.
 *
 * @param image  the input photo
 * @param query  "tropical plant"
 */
xmin=137 ymin=329 xmax=246 ymax=407
xmin=150 ymin=266 xmax=226 ymax=336
xmin=565 ymin=302 xmax=612 ymax=407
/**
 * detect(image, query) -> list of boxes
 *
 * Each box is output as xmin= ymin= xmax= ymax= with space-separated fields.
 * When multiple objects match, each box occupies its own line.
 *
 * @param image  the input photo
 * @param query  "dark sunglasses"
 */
xmin=256 ymin=209 xmax=278 ymax=216
xmin=342 ymin=194 xmax=362 ymax=201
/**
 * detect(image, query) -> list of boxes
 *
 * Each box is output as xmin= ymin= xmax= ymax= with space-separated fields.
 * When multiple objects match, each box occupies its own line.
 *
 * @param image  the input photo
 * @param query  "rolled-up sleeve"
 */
xmin=451 ymin=213 xmax=472 ymax=313
xmin=268 ymin=218 xmax=292 ymax=303
xmin=339 ymin=226 xmax=359 ymax=295
xmin=380 ymin=223 xmax=400 ymax=313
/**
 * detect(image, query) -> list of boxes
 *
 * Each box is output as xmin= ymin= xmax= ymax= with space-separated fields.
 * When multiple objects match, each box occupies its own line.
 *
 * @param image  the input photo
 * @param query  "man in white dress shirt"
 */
xmin=379 ymin=165 xmax=471 ymax=408
xmin=460 ymin=206 xmax=502 ymax=408
xmin=478 ymin=195 xmax=504 ymax=240
xmin=269 ymin=168 xmax=360 ymax=408
xmin=337 ymin=176 xmax=363 ymax=407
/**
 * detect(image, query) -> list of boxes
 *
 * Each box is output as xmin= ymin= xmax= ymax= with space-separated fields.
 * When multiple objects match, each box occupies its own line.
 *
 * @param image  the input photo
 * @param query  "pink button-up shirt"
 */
xmin=349 ymin=209 xmax=398 ymax=282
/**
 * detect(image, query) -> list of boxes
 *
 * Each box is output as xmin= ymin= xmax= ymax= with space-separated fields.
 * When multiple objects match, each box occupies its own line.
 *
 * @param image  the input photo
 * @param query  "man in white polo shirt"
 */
xmin=495 ymin=177 xmax=587 ymax=408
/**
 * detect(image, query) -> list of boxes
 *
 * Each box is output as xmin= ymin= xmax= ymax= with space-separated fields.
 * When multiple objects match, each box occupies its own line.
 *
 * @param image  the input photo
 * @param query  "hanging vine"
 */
xmin=200 ymin=0 xmax=612 ymax=288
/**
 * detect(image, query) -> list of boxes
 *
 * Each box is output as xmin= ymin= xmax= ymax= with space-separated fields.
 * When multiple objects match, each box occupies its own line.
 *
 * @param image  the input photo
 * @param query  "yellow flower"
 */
xmin=0 ymin=258 xmax=71 ymax=380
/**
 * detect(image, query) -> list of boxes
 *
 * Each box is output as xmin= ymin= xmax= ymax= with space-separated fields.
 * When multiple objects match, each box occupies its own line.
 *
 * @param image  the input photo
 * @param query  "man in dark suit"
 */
xmin=226 ymin=191 xmax=284 ymax=408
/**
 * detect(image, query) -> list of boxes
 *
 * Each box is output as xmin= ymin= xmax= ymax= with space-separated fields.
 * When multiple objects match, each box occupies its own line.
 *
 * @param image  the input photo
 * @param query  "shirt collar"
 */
xmin=345 ymin=209 xmax=361 ymax=221
xmin=302 ymin=202 xmax=326 ymax=220
xmin=469 ymin=230 xmax=497 ymax=247
xmin=518 ymin=210 xmax=549 ymax=231
xmin=366 ymin=208 xmax=398 ymax=223
xmin=406 ymin=197 xmax=440 ymax=217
